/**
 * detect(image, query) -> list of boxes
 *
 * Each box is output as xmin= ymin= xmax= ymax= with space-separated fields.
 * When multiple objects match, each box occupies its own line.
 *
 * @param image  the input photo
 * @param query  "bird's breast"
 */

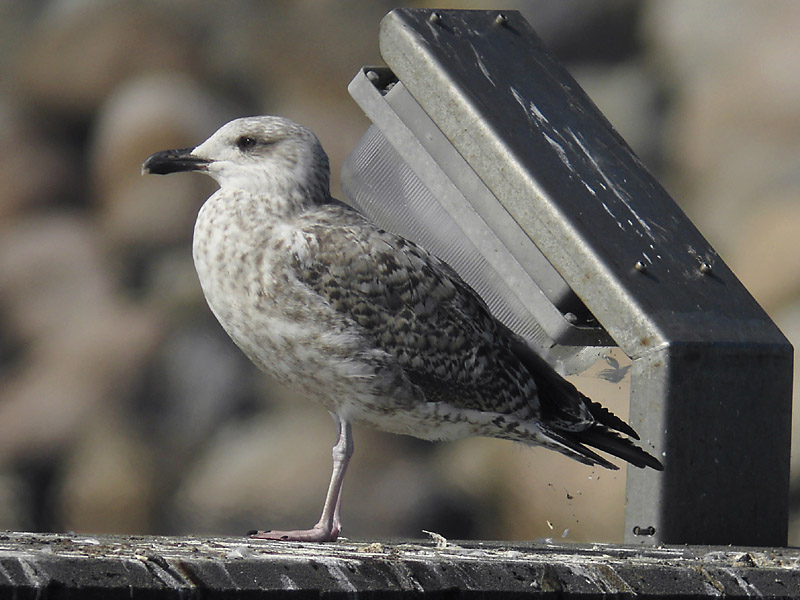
xmin=191 ymin=196 xmax=375 ymax=405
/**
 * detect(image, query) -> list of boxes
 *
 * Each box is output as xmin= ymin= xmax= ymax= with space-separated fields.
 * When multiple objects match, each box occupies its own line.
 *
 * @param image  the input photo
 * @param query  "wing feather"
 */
xmin=292 ymin=205 xmax=536 ymax=416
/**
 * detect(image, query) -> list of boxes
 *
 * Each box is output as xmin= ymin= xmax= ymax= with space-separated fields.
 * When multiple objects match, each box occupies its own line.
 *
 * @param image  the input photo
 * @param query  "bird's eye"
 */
xmin=236 ymin=136 xmax=257 ymax=151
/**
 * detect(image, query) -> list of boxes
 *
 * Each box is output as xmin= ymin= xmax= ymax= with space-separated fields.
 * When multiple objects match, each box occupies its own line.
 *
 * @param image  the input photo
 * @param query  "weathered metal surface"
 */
xmin=377 ymin=8 xmax=786 ymax=355
xmin=342 ymin=8 xmax=794 ymax=547
xmin=2 ymin=532 xmax=800 ymax=598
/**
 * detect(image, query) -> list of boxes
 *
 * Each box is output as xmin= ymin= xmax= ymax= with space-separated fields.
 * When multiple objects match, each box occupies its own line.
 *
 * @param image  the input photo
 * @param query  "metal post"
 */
xmin=626 ymin=343 xmax=792 ymax=545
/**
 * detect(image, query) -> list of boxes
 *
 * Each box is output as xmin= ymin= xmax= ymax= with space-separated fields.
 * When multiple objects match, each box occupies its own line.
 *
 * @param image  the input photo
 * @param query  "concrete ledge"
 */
xmin=2 ymin=531 xmax=800 ymax=598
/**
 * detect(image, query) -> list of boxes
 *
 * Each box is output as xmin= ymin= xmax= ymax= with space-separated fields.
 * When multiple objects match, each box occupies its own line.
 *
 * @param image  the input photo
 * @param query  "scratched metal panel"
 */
xmin=378 ymin=9 xmax=788 ymax=356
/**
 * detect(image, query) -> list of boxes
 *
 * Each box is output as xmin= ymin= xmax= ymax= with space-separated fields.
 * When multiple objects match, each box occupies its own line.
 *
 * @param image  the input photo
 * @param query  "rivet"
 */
xmin=632 ymin=525 xmax=656 ymax=536
xmin=564 ymin=312 xmax=577 ymax=324
xmin=365 ymin=70 xmax=380 ymax=84
xmin=699 ymin=262 xmax=713 ymax=275
xmin=429 ymin=12 xmax=442 ymax=25
xmin=634 ymin=261 xmax=648 ymax=273
xmin=494 ymin=13 xmax=508 ymax=26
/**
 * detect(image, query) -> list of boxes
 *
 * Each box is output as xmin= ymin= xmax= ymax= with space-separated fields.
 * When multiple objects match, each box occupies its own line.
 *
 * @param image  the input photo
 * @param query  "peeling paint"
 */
xmin=542 ymin=132 xmax=573 ymax=170
xmin=472 ymin=47 xmax=495 ymax=86
xmin=566 ymin=127 xmax=660 ymax=243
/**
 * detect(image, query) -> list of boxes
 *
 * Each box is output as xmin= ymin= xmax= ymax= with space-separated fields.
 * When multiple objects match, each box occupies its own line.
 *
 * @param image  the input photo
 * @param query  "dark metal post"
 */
xmin=626 ymin=343 xmax=792 ymax=545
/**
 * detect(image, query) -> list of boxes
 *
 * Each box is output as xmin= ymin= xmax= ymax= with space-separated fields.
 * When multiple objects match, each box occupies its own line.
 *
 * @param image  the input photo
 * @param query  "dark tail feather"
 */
xmin=581 ymin=394 xmax=639 ymax=440
xmin=508 ymin=335 xmax=643 ymax=441
xmin=506 ymin=332 xmax=662 ymax=470
xmin=542 ymin=427 xmax=620 ymax=470
xmin=570 ymin=425 xmax=664 ymax=471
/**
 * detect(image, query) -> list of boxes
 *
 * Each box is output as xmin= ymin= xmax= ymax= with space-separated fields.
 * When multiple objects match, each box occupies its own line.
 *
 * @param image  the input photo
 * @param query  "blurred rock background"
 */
xmin=0 ymin=0 xmax=798 ymax=544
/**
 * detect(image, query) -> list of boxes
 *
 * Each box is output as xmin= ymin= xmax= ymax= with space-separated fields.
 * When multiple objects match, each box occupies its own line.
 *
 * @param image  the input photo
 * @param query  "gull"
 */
xmin=142 ymin=116 xmax=663 ymax=542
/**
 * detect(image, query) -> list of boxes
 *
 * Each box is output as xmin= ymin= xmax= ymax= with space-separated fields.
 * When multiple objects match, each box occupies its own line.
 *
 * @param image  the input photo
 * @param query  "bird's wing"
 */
xmin=292 ymin=206 xmax=539 ymax=418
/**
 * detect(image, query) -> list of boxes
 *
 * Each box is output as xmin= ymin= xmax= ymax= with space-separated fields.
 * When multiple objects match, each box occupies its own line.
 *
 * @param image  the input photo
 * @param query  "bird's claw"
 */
xmin=249 ymin=524 xmax=339 ymax=542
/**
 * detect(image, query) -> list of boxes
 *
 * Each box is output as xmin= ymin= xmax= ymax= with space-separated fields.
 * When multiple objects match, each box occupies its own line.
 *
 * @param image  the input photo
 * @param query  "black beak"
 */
xmin=141 ymin=148 xmax=210 ymax=175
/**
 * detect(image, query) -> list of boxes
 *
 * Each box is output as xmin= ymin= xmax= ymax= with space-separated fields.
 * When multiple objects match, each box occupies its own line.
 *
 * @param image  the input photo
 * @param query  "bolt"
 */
xmin=429 ymin=12 xmax=442 ymax=25
xmin=699 ymin=262 xmax=713 ymax=275
xmin=634 ymin=261 xmax=648 ymax=273
xmin=494 ymin=13 xmax=508 ymax=26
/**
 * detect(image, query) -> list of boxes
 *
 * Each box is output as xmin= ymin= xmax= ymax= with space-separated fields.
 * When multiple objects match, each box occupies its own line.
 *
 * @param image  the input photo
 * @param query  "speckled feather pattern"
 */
xmin=293 ymin=206 xmax=540 ymax=416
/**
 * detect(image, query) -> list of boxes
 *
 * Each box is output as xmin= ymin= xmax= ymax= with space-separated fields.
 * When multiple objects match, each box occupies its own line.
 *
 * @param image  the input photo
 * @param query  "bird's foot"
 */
xmin=248 ymin=524 xmax=339 ymax=542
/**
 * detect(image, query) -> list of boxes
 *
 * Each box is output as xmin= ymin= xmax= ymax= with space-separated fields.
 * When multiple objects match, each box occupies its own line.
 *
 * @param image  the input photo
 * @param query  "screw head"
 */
xmin=634 ymin=261 xmax=648 ymax=273
xmin=699 ymin=262 xmax=713 ymax=275
xmin=494 ymin=13 xmax=508 ymax=26
xmin=429 ymin=12 xmax=442 ymax=24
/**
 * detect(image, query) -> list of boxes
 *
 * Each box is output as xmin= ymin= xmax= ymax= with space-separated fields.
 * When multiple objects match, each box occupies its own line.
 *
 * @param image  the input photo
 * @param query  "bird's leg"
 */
xmin=322 ymin=417 xmax=353 ymax=539
xmin=250 ymin=417 xmax=353 ymax=542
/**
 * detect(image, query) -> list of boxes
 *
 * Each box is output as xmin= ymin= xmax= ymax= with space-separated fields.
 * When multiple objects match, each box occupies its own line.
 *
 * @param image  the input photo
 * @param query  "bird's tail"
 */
xmin=542 ymin=395 xmax=664 ymax=471
xmin=506 ymin=334 xmax=663 ymax=471
xmin=582 ymin=395 xmax=639 ymax=439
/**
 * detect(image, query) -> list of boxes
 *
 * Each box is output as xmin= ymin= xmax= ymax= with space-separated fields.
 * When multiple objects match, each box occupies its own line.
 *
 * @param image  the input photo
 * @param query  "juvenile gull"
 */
xmin=142 ymin=116 xmax=663 ymax=542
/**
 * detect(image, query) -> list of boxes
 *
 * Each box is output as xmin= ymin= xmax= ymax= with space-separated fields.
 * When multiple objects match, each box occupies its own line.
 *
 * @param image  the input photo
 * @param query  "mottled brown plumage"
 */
xmin=143 ymin=115 xmax=662 ymax=542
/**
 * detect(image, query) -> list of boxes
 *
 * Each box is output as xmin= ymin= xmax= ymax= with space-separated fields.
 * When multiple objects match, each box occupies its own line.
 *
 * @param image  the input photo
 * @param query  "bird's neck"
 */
xmin=217 ymin=177 xmax=331 ymax=219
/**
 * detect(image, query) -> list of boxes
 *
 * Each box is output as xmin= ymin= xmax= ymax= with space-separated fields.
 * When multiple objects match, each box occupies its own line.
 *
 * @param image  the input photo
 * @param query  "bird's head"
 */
xmin=142 ymin=116 xmax=331 ymax=203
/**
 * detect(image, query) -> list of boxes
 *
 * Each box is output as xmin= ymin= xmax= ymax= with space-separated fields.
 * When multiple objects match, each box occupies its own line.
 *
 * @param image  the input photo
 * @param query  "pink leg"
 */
xmin=250 ymin=416 xmax=353 ymax=542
